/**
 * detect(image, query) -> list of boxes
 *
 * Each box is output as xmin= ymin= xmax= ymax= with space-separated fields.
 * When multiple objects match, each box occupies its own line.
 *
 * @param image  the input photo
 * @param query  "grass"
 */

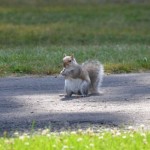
xmin=0 ymin=44 xmax=149 ymax=76
xmin=0 ymin=127 xmax=150 ymax=150
xmin=0 ymin=1 xmax=150 ymax=76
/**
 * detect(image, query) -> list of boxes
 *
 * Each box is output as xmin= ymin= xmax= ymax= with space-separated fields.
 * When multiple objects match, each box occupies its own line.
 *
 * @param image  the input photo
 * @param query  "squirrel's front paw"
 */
xmin=81 ymin=94 xmax=88 ymax=97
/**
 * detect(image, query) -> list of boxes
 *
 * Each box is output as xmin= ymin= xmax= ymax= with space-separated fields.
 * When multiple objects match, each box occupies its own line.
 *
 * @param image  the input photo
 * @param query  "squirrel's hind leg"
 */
xmin=65 ymin=88 xmax=73 ymax=97
xmin=80 ymin=81 xmax=89 ymax=97
xmin=66 ymin=89 xmax=73 ymax=97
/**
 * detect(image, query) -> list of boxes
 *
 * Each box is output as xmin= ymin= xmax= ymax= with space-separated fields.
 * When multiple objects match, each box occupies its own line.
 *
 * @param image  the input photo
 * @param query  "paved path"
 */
xmin=0 ymin=73 xmax=150 ymax=133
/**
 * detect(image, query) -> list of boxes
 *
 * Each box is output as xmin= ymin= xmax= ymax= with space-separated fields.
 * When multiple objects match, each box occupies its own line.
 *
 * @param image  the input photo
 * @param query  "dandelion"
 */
xmin=52 ymin=144 xmax=56 ymax=148
xmin=101 ymin=132 xmax=105 ymax=136
xmin=110 ymin=129 xmax=116 ymax=135
xmin=62 ymin=145 xmax=69 ymax=150
xmin=77 ymin=129 xmax=83 ymax=134
xmin=143 ymin=139 xmax=148 ymax=145
xmin=130 ymin=134 xmax=134 ymax=138
xmin=42 ymin=129 xmax=49 ymax=135
xmin=98 ymin=136 xmax=104 ymax=139
xmin=23 ymin=133 xmax=28 ymax=136
xmin=4 ymin=139 xmax=10 ymax=144
xmin=122 ymin=135 xmax=126 ymax=139
xmin=116 ymin=131 xmax=121 ymax=136
xmin=19 ymin=136 xmax=25 ymax=140
xmin=140 ymin=124 xmax=145 ymax=128
xmin=85 ymin=145 xmax=89 ymax=149
xmin=140 ymin=124 xmax=145 ymax=130
xmin=77 ymin=138 xmax=83 ymax=142
xmin=141 ymin=133 xmax=146 ymax=137
xmin=128 ymin=126 xmax=134 ymax=131
xmin=14 ymin=132 xmax=19 ymax=136
xmin=23 ymin=133 xmax=30 ymax=139
xmin=24 ymin=142 xmax=29 ymax=146
xmin=71 ymin=131 xmax=77 ymax=135
xmin=60 ymin=131 xmax=66 ymax=135
xmin=70 ymin=146 xmax=74 ymax=149
xmin=64 ymin=139 xmax=68 ymax=143
xmin=47 ymin=133 xmax=51 ymax=137
xmin=89 ymin=143 xmax=94 ymax=147
xmin=5 ymin=139 xmax=14 ymax=145
xmin=86 ymin=128 xmax=94 ymax=136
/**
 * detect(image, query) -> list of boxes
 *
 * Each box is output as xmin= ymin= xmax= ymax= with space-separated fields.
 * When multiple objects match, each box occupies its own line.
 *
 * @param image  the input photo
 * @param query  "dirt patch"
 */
xmin=0 ymin=73 xmax=150 ymax=134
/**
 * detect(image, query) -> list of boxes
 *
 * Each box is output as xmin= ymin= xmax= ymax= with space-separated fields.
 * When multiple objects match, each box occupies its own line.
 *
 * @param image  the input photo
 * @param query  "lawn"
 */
xmin=0 ymin=0 xmax=150 ymax=76
xmin=0 ymin=127 xmax=150 ymax=150
xmin=0 ymin=1 xmax=150 ymax=149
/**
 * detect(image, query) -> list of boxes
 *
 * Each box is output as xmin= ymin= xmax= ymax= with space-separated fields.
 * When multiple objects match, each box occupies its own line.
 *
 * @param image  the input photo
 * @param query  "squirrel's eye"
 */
xmin=69 ymin=60 xmax=71 ymax=62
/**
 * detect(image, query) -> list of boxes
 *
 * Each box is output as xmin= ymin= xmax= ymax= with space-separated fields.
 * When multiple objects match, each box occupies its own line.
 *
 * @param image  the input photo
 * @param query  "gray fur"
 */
xmin=60 ymin=60 xmax=104 ymax=97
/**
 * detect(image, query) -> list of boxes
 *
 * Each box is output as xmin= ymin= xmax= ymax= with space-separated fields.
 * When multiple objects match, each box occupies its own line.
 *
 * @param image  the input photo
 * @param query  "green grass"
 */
xmin=0 ymin=127 xmax=150 ymax=150
xmin=0 ymin=4 xmax=149 ymax=46
xmin=0 ymin=44 xmax=149 ymax=76
xmin=0 ymin=1 xmax=150 ymax=76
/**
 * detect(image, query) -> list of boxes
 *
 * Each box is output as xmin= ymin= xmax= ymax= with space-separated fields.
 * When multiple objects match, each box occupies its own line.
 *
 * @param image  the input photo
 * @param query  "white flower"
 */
xmin=78 ymin=129 xmax=83 ymax=133
xmin=19 ymin=136 xmax=25 ymax=140
xmin=98 ymin=136 xmax=104 ymax=139
xmin=86 ymin=128 xmax=94 ymax=134
xmin=52 ymin=145 xmax=56 ymax=148
xmin=122 ymin=136 xmax=126 ymax=139
xmin=5 ymin=139 xmax=14 ymax=144
xmin=60 ymin=131 xmax=66 ymax=135
xmin=64 ymin=139 xmax=68 ymax=143
xmin=70 ymin=146 xmax=74 ymax=149
xmin=14 ymin=132 xmax=19 ymax=136
xmin=42 ymin=129 xmax=49 ymax=135
xmin=140 ymin=124 xmax=145 ymax=129
xmin=143 ymin=139 xmax=148 ymax=144
xmin=130 ymin=134 xmax=134 ymax=138
xmin=116 ymin=131 xmax=121 ymax=136
xmin=128 ymin=126 xmax=133 ymax=130
xmin=141 ymin=133 xmax=146 ymax=137
xmin=77 ymin=138 xmax=83 ymax=142
xmin=89 ymin=143 xmax=94 ymax=147
xmin=85 ymin=145 xmax=89 ymax=149
xmin=71 ymin=131 xmax=77 ymax=135
xmin=24 ymin=142 xmax=29 ymax=146
xmin=62 ymin=145 xmax=69 ymax=150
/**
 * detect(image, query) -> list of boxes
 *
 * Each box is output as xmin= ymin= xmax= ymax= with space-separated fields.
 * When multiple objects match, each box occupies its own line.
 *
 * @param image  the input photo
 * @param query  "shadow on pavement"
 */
xmin=0 ymin=111 xmax=131 ymax=135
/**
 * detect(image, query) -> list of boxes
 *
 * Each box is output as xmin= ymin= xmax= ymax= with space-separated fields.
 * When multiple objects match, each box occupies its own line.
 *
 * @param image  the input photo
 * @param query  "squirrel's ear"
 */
xmin=71 ymin=54 xmax=74 ymax=59
xmin=63 ymin=53 xmax=66 ymax=57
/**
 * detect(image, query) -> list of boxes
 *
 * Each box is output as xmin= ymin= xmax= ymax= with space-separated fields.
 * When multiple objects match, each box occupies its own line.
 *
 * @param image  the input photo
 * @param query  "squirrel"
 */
xmin=60 ymin=54 xmax=104 ymax=97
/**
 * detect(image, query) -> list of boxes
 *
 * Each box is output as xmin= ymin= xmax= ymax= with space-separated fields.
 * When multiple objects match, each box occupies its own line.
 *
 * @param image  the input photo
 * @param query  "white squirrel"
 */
xmin=60 ymin=54 xmax=104 ymax=97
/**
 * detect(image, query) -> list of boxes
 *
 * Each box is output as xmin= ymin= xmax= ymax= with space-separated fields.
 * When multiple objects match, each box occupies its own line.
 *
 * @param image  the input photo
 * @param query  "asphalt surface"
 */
xmin=0 ymin=73 xmax=150 ymax=134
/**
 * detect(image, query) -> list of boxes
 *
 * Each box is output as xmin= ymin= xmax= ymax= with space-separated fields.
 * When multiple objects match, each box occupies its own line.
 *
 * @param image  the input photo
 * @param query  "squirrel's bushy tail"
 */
xmin=82 ymin=60 xmax=104 ymax=93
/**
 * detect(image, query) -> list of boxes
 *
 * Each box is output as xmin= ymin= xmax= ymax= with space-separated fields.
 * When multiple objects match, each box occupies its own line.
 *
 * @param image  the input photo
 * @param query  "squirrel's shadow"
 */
xmin=59 ymin=93 xmax=101 ymax=101
xmin=59 ymin=94 xmax=86 ymax=101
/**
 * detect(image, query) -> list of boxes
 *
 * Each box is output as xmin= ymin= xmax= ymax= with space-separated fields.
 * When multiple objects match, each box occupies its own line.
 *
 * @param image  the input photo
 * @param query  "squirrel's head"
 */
xmin=63 ymin=54 xmax=77 ymax=68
